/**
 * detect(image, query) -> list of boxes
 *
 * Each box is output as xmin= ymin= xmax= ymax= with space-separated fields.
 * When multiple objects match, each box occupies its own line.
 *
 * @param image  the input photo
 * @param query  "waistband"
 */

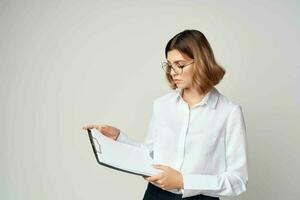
xmin=146 ymin=183 xmax=220 ymax=200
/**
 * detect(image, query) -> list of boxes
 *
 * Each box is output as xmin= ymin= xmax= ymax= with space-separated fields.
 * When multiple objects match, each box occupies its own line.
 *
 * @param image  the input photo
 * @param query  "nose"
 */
xmin=170 ymin=67 xmax=178 ymax=76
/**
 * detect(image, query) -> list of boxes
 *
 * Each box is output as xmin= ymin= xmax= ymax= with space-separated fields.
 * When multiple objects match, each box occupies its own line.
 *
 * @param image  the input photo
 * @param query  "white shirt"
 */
xmin=117 ymin=87 xmax=248 ymax=198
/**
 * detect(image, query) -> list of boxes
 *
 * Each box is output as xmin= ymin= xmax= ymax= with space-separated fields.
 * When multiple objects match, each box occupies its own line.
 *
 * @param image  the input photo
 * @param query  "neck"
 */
xmin=182 ymin=87 xmax=206 ymax=103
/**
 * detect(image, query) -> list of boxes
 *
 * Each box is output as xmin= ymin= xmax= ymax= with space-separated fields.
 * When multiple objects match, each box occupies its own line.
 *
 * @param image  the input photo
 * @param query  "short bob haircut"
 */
xmin=164 ymin=29 xmax=226 ymax=95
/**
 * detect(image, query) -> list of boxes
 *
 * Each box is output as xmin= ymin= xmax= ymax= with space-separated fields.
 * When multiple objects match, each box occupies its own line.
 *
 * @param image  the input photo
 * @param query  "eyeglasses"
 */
xmin=161 ymin=60 xmax=194 ymax=75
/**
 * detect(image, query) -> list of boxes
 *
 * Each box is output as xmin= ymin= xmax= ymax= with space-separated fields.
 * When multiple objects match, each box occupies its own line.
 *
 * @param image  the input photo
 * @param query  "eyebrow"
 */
xmin=167 ymin=59 xmax=186 ymax=63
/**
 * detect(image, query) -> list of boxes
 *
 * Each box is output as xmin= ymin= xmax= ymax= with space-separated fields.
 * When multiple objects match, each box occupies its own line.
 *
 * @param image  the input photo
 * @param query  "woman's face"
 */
xmin=167 ymin=49 xmax=194 ymax=90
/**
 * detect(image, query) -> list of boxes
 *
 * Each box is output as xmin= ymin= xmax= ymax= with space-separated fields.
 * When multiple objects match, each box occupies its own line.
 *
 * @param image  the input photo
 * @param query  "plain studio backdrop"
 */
xmin=0 ymin=0 xmax=299 ymax=199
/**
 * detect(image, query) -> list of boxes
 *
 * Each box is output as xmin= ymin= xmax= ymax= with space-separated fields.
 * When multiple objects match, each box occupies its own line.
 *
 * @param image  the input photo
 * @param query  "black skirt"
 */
xmin=143 ymin=183 xmax=220 ymax=200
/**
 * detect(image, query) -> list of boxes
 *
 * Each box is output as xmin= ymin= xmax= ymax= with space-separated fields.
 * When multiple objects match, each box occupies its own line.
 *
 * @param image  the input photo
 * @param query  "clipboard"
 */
xmin=87 ymin=129 xmax=161 ymax=177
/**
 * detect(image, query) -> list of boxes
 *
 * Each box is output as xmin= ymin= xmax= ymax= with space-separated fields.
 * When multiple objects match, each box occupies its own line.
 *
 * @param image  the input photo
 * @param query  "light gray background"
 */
xmin=1 ymin=0 xmax=299 ymax=199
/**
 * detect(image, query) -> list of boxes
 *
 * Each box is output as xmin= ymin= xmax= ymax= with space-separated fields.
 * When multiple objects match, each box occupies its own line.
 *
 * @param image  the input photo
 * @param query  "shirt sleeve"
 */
xmin=116 ymin=100 xmax=158 ymax=159
xmin=181 ymin=105 xmax=249 ymax=198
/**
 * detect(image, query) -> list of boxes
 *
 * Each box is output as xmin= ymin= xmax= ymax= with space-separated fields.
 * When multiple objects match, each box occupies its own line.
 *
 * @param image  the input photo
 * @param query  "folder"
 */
xmin=87 ymin=128 xmax=162 ymax=177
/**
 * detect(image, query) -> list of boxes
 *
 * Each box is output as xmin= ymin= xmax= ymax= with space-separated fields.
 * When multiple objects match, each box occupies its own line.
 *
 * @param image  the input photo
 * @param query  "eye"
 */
xmin=177 ymin=63 xmax=185 ymax=68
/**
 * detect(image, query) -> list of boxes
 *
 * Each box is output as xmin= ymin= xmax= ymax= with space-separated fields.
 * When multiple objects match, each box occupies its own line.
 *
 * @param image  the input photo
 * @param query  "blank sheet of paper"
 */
xmin=89 ymin=128 xmax=162 ymax=176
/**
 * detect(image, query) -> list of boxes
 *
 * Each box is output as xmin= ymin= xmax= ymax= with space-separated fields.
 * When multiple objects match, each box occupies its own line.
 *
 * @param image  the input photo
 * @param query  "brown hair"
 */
xmin=164 ymin=29 xmax=225 ymax=95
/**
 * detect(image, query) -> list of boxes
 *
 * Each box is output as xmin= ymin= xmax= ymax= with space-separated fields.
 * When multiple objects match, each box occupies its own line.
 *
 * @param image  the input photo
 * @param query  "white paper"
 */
xmin=90 ymin=128 xmax=162 ymax=176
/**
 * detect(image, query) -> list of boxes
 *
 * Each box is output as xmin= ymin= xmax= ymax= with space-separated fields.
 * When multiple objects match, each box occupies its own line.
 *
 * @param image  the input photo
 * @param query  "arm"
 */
xmin=181 ymin=105 xmax=249 ymax=198
xmin=116 ymin=101 xmax=158 ymax=159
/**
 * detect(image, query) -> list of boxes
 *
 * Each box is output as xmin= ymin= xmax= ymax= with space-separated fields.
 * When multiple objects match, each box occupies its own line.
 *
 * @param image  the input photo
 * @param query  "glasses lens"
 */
xmin=173 ymin=63 xmax=182 ymax=74
xmin=162 ymin=62 xmax=183 ymax=74
xmin=162 ymin=62 xmax=171 ymax=74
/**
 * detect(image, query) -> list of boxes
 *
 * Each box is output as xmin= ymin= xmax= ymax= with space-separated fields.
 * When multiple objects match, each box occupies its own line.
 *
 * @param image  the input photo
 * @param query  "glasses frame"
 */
xmin=161 ymin=60 xmax=194 ymax=75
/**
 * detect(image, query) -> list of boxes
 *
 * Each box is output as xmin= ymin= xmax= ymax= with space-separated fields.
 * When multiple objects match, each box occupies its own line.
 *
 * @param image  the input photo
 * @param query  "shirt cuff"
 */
xmin=181 ymin=173 xmax=247 ymax=198
xmin=116 ymin=130 xmax=127 ymax=142
xmin=181 ymin=174 xmax=219 ymax=198
xmin=115 ymin=130 xmax=142 ymax=148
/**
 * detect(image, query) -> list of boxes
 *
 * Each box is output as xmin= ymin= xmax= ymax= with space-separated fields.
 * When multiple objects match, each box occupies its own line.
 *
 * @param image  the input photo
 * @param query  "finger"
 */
xmin=82 ymin=125 xmax=91 ymax=130
xmin=147 ymin=174 xmax=161 ymax=182
xmin=82 ymin=125 xmax=89 ymax=130
xmin=86 ymin=124 xmax=107 ymax=130
xmin=150 ymin=180 xmax=163 ymax=188
xmin=82 ymin=124 xmax=97 ymax=130
xmin=152 ymin=164 xmax=169 ymax=170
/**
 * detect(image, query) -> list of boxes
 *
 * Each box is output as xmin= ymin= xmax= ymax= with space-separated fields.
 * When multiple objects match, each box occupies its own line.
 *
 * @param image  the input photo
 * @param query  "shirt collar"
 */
xmin=175 ymin=87 xmax=219 ymax=109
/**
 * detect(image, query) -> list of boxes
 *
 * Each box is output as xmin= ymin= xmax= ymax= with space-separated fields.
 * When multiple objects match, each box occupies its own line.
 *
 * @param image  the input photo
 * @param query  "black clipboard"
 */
xmin=87 ymin=129 xmax=151 ymax=177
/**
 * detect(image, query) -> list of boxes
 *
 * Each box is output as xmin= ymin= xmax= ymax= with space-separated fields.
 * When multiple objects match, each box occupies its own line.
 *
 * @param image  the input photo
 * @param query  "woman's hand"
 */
xmin=82 ymin=124 xmax=120 ymax=140
xmin=144 ymin=164 xmax=184 ymax=190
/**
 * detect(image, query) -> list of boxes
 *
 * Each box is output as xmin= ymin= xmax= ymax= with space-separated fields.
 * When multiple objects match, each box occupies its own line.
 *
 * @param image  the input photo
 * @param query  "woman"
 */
xmin=82 ymin=29 xmax=248 ymax=200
